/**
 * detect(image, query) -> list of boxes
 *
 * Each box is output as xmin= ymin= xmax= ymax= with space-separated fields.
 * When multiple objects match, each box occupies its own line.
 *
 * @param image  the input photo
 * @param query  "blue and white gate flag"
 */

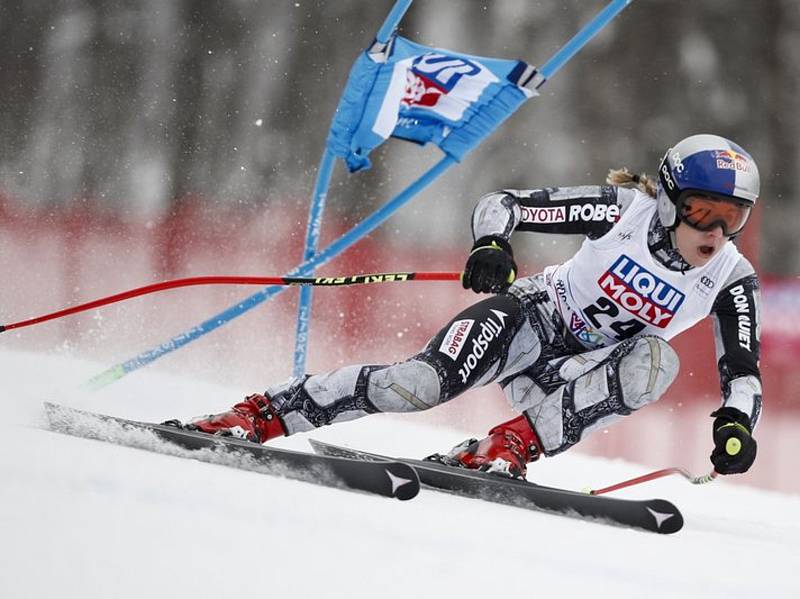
xmin=327 ymin=36 xmax=538 ymax=173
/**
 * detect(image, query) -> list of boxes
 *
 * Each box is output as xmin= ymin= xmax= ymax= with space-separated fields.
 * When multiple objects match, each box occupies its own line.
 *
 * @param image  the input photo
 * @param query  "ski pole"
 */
xmin=588 ymin=467 xmax=718 ymax=496
xmin=0 ymin=271 xmax=461 ymax=333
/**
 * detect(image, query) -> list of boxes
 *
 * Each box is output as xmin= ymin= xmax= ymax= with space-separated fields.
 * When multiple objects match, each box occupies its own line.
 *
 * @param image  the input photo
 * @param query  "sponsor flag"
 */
xmin=327 ymin=36 xmax=538 ymax=172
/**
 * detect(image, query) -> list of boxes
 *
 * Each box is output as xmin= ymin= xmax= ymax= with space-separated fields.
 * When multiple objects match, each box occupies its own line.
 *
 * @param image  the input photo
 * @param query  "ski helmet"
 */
xmin=656 ymin=134 xmax=759 ymax=236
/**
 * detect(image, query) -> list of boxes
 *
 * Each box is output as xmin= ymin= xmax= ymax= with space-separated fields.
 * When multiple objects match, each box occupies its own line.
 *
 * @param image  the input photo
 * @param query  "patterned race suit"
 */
xmin=262 ymin=186 xmax=762 ymax=456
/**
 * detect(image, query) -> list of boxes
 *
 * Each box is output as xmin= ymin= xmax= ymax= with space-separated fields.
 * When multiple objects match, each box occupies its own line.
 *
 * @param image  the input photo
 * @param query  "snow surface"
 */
xmin=1 ymin=347 xmax=798 ymax=599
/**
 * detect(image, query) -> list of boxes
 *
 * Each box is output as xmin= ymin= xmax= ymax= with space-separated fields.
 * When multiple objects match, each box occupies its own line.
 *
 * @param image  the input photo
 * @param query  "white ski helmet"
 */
xmin=656 ymin=134 xmax=760 ymax=236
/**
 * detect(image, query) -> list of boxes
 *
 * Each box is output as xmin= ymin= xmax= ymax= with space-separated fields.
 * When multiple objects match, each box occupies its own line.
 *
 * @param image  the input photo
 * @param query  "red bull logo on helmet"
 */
xmin=598 ymin=255 xmax=685 ymax=328
xmin=714 ymin=149 xmax=753 ymax=174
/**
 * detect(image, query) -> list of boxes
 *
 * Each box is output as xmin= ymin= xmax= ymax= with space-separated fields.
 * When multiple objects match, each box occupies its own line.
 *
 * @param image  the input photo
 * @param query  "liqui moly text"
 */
xmin=598 ymin=255 xmax=685 ymax=327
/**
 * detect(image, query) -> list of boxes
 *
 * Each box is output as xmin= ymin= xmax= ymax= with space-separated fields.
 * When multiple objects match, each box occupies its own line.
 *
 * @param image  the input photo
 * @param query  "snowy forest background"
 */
xmin=2 ymin=0 xmax=799 ymax=272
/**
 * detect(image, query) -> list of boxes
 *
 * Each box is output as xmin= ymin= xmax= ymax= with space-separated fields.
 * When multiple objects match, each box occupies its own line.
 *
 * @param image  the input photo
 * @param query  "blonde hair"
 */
xmin=606 ymin=167 xmax=657 ymax=198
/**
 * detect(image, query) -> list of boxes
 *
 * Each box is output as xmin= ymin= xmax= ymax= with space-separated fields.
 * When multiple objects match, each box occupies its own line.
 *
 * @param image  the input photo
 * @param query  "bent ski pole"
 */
xmin=0 ymin=271 xmax=461 ymax=333
xmin=588 ymin=467 xmax=718 ymax=496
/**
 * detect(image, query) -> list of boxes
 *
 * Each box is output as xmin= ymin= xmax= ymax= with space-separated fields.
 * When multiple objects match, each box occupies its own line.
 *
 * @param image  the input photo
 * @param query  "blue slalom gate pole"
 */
xmin=291 ymin=0 xmax=416 ymax=377
xmin=291 ymin=149 xmax=335 ymax=377
xmin=376 ymin=0 xmax=414 ymax=43
xmin=86 ymin=0 xmax=635 ymax=389
xmin=538 ymin=0 xmax=632 ymax=81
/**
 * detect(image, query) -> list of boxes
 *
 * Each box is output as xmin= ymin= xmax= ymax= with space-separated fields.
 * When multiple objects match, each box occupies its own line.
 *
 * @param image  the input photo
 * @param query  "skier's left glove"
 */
xmin=710 ymin=407 xmax=757 ymax=475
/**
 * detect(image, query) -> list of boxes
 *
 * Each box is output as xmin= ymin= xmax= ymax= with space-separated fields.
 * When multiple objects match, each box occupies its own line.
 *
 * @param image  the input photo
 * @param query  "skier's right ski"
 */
xmin=43 ymin=403 xmax=419 ymax=500
xmin=309 ymin=439 xmax=684 ymax=534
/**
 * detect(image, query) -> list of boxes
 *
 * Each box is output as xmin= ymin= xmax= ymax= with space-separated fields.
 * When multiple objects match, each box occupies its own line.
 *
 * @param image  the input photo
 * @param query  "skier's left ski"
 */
xmin=309 ymin=439 xmax=683 ymax=534
xmin=43 ymin=403 xmax=419 ymax=500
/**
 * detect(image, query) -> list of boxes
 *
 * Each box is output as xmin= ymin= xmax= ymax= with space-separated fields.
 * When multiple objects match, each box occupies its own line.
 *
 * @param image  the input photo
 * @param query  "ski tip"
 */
xmin=646 ymin=499 xmax=684 ymax=534
xmin=308 ymin=439 xmax=420 ymax=500
xmin=384 ymin=463 xmax=420 ymax=501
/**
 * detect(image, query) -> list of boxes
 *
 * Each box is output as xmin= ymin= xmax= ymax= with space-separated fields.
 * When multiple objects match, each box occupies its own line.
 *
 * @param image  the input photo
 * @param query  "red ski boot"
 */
xmin=180 ymin=393 xmax=286 ymax=443
xmin=429 ymin=415 xmax=542 ymax=479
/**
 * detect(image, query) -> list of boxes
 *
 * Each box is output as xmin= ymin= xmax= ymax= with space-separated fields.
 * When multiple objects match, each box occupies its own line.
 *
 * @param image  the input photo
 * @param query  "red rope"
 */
xmin=1 ymin=271 xmax=461 ymax=332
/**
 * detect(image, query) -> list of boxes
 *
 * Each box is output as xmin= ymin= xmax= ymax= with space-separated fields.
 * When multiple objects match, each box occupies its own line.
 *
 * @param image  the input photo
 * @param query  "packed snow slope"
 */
xmin=1 ymin=347 xmax=798 ymax=599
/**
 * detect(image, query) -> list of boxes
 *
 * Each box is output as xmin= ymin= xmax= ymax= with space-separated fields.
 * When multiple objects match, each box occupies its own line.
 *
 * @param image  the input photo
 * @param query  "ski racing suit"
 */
xmin=263 ymin=186 xmax=763 ymax=457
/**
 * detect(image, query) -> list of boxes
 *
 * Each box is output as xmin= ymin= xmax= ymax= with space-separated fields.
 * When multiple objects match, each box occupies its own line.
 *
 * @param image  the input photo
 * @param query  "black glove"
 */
xmin=461 ymin=235 xmax=517 ymax=294
xmin=710 ymin=407 xmax=757 ymax=475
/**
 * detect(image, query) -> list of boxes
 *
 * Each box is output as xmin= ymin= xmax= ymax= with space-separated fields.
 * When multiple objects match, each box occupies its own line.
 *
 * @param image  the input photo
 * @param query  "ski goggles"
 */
xmin=677 ymin=193 xmax=752 ymax=237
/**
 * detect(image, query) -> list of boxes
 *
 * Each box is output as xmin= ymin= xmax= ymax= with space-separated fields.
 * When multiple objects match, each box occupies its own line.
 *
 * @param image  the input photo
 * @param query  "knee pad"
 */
xmin=517 ymin=335 xmax=679 ymax=456
xmin=617 ymin=335 xmax=679 ymax=410
xmin=554 ymin=334 xmax=678 ymax=411
xmin=366 ymin=360 xmax=442 ymax=413
xmin=265 ymin=360 xmax=443 ymax=434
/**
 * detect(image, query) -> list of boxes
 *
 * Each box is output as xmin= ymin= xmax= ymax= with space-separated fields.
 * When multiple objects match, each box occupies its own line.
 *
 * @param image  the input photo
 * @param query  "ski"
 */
xmin=309 ymin=439 xmax=683 ymax=534
xmin=43 ymin=403 xmax=419 ymax=500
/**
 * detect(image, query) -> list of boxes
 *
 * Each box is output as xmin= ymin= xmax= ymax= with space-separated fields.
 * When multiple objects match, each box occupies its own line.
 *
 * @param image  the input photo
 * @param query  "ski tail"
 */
xmin=309 ymin=439 xmax=683 ymax=534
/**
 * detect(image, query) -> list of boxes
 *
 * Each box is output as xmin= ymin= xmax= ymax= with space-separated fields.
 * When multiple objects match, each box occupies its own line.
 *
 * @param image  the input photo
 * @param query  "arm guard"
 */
xmin=710 ymin=263 xmax=763 ymax=429
xmin=471 ymin=186 xmax=637 ymax=242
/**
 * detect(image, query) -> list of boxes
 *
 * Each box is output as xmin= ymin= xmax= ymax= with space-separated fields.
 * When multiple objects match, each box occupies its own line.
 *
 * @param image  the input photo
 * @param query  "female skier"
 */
xmin=174 ymin=133 xmax=762 ymax=479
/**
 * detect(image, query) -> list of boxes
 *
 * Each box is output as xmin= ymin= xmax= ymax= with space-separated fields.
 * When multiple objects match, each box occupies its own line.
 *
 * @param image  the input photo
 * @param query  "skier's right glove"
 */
xmin=710 ymin=407 xmax=757 ymax=475
xmin=461 ymin=235 xmax=517 ymax=294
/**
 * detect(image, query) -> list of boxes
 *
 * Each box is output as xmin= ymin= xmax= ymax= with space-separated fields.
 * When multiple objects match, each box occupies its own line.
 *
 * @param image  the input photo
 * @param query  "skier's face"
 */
xmin=674 ymin=221 xmax=726 ymax=267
